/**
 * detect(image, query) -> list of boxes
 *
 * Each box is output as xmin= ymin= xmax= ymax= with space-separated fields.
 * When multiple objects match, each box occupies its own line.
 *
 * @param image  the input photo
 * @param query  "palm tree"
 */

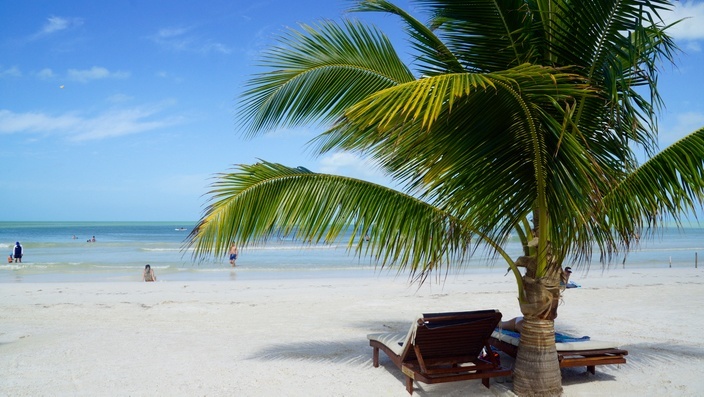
xmin=187 ymin=1 xmax=704 ymax=395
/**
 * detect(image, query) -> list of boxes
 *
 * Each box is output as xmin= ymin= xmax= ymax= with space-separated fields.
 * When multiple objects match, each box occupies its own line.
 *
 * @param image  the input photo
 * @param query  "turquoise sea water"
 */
xmin=1 ymin=221 xmax=703 ymax=283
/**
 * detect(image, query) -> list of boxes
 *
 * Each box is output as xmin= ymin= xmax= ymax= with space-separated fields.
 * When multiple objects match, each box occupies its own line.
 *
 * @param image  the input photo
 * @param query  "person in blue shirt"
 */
xmin=12 ymin=242 xmax=23 ymax=263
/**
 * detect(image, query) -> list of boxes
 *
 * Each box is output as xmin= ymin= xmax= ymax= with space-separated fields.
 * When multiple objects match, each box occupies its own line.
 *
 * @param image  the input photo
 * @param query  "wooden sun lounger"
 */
xmin=489 ymin=329 xmax=628 ymax=374
xmin=368 ymin=310 xmax=511 ymax=395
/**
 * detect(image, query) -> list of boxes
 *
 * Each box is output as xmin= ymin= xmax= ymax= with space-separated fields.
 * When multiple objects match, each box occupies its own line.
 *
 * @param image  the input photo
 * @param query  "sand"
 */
xmin=1 ymin=267 xmax=703 ymax=396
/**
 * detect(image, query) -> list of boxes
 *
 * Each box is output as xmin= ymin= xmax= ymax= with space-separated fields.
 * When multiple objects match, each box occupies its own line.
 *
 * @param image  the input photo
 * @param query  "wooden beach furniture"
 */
xmin=489 ymin=328 xmax=628 ymax=374
xmin=367 ymin=310 xmax=511 ymax=394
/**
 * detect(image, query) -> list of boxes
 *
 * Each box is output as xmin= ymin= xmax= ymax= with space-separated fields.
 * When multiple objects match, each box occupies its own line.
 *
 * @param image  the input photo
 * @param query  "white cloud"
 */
xmin=106 ymin=93 xmax=134 ymax=103
xmin=0 ymin=66 xmax=22 ymax=78
xmin=36 ymin=68 xmax=55 ymax=79
xmin=30 ymin=16 xmax=83 ymax=39
xmin=318 ymin=152 xmax=393 ymax=186
xmin=660 ymin=111 xmax=704 ymax=147
xmin=0 ymin=102 xmax=183 ymax=142
xmin=150 ymin=26 xmax=232 ymax=54
xmin=67 ymin=66 xmax=130 ymax=83
xmin=71 ymin=106 xmax=180 ymax=141
xmin=43 ymin=16 xmax=72 ymax=33
xmin=156 ymin=71 xmax=183 ymax=83
xmin=683 ymin=41 xmax=701 ymax=52
xmin=157 ymin=27 xmax=191 ymax=39
xmin=0 ymin=110 xmax=80 ymax=134
xmin=664 ymin=1 xmax=704 ymax=42
xmin=674 ymin=111 xmax=704 ymax=131
xmin=202 ymin=42 xmax=231 ymax=54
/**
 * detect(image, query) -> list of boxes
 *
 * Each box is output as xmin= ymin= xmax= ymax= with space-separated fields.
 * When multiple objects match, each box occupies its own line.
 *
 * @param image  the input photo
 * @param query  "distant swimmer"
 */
xmin=229 ymin=243 xmax=238 ymax=267
xmin=7 ymin=253 xmax=12 ymax=263
xmin=13 ymin=242 xmax=23 ymax=263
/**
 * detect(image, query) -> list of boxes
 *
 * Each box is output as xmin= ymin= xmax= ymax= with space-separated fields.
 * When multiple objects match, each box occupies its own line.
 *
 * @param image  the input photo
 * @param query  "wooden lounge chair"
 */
xmin=367 ymin=310 xmax=512 ymax=394
xmin=489 ymin=328 xmax=628 ymax=374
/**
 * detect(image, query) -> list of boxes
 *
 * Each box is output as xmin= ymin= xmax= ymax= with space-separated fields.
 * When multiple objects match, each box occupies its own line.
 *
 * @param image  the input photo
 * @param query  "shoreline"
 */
xmin=2 ymin=267 xmax=703 ymax=396
xmin=2 ymin=259 xmax=703 ymax=284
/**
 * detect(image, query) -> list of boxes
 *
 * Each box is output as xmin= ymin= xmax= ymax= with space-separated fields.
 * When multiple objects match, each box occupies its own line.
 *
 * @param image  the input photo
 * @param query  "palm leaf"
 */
xmin=415 ymin=0 xmax=534 ymax=71
xmin=310 ymin=64 xmax=609 ymax=259
xmin=239 ymin=19 xmax=414 ymax=135
xmin=351 ymin=0 xmax=465 ymax=74
xmin=604 ymin=127 xmax=704 ymax=245
xmin=187 ymin=161 xmax=474 ymax=274
xmin=540 ymin=0 xmax=678 ymax=155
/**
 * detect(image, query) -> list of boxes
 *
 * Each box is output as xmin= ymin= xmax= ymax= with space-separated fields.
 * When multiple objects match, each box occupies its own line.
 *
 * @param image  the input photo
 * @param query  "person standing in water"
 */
xmin=13 ymin=242 xmax=23 ymax=263
xmin=229 ymin=243 xmax=238 ymax=267
xmin=143 ymin=264 xmax=156 ymax=282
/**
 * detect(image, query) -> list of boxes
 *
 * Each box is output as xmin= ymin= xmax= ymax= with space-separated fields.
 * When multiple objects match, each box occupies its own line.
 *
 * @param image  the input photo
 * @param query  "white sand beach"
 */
xmin=1 ymin=267 xmax=703 ymax=396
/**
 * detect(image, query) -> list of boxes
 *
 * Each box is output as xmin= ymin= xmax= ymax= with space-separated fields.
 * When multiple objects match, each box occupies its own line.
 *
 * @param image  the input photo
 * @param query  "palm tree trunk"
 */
xmin=512 ymin=274 xmax=563 ymax=396
xmin=513 ymin=317 xmax=562 ymax=396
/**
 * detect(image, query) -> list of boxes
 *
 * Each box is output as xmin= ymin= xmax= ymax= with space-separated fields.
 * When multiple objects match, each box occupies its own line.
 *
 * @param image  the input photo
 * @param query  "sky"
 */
xmin=1 ymin=1 xmax=704 ymax=222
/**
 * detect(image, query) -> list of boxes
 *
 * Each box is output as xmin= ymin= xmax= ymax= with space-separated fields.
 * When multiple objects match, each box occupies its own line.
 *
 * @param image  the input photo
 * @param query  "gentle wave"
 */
xmin=3 ymin=221 xmax=704 ymax=283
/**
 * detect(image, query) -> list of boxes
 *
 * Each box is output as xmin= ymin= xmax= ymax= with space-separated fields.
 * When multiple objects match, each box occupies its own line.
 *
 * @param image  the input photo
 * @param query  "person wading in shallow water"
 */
xmin=229 ymin=243 xmax=238 ymax=267
xmin=13 ymin=242 xmax=23 ymax=263
xmin=143 ymin=264 xmax=156 ymax=282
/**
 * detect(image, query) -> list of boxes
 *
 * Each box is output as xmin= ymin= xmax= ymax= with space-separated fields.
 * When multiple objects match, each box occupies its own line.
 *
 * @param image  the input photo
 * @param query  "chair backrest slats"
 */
xmin=402 ymin=310 xmax=502 ymax=363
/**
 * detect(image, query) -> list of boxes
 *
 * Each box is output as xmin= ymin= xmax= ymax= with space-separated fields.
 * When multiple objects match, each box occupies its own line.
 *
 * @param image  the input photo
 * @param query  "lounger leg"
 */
xmin=405 ymin=376 xmax=413 ymax=394
xmin=587 ymin=365 xmax=595 ymax=375
xmin=482 ymin=377 xmax=490 ymax=388
xmin=372 ymin=347 xmax=379 ymax=367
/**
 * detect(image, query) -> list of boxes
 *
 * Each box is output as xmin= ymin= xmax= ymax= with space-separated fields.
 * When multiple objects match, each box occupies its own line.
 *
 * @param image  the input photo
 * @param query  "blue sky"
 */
xmin=1 ymin=1 xmax=704 ymax=222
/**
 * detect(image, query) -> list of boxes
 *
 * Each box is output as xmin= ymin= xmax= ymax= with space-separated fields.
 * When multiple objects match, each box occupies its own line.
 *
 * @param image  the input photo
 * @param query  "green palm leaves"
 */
xmin=240 ymin=20 xmax=414 ymax=135
xmin=189 ymin=0 xmax=702 ymax=281
xmin=605 ymin=127 xmax=704 ymax=245
xmin=188 ymin=161 xmax=487 ymax=281
xmin=186 ymin=2 xmax=703 ymax=395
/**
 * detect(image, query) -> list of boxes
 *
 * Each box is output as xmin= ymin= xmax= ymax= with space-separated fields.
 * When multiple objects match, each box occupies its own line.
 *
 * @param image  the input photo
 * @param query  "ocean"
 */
xmin=1 ymin=221 xmax=703 ymax=283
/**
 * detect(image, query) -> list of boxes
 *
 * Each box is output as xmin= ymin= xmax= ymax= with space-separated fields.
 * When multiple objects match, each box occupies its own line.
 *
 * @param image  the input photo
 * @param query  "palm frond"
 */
xmin=604 ymin=127 xmax=704 ymax=244
xmin=539 ymin=0 xmax=679 ymax=155
xmin=239 ymin=19 xmax=414 ymax=135
xmin=310 ymin=65 xmax=603 ymax=258
xmin=340 ymin=64 xmax=590 ymax=131
xmin=415 ymin=0 xmax=536 ymax=71
xmin=186 ymin=161 xmax=504 ymax=278
xmin=351 ymin=0 xmax=465 ymax=75
xmin=195 ymin=0 xmax=694 ymax=284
